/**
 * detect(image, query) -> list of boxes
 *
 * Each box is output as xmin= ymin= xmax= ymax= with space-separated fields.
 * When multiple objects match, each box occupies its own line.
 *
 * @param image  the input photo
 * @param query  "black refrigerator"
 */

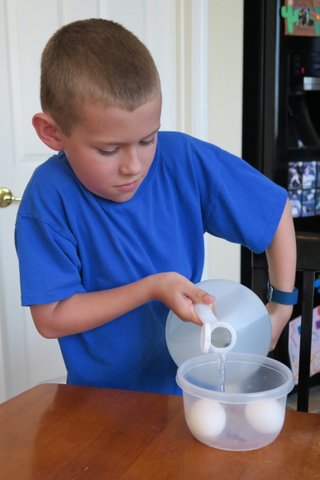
xmin=241 ymin=0 xmax=320 ymax=288
xmin=241 ymin=0 xmax=320 ymax=378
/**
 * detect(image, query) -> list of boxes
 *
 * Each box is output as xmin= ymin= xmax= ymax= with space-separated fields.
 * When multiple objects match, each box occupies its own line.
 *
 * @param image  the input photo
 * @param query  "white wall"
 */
xmin=204 ymin=0 xmax=243 ymax=282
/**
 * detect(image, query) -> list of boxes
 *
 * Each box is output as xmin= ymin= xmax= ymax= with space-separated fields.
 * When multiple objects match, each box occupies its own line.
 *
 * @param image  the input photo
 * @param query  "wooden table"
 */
xmin=0 ymin=384 xmax=319 ymax=479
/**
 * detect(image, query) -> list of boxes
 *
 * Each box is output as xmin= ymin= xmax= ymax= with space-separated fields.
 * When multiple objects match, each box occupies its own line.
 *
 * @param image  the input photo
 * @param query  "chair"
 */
xmin=251 ymin=231 xmax=320 ymax=412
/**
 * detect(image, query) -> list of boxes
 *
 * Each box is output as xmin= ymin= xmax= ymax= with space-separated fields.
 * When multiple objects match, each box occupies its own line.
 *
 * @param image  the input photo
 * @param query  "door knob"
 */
xmin=0 ymin=187 xmax=21 ymax=208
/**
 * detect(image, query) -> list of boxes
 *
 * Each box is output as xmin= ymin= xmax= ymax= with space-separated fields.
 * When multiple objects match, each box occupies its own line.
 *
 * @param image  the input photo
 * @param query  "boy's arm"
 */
xmin=265 ymin=198 xmax=297 ymax=350
xmin=30 ymin=272 xmax=214 ymax=338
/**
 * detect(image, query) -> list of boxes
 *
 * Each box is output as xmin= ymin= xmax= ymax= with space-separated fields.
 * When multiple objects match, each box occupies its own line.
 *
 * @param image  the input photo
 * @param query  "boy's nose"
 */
xmin=119 ymin=147 xmax=141 ymax=175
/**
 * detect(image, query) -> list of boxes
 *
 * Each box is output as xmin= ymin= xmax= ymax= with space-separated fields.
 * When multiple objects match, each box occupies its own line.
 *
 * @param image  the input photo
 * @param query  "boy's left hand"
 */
xmin=266 ymin=302 xmax=293 ymax=351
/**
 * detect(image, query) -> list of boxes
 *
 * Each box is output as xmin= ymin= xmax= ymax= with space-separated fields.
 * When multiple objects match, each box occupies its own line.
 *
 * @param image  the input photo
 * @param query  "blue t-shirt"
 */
xmin=15 ymin=131 xmax=287 ymax=394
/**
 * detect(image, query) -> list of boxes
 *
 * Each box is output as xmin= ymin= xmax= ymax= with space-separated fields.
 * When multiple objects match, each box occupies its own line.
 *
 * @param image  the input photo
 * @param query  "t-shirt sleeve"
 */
xmin=196 ymin=144 xmax=288 ymax=253
xmin=15 ymin=215 xmax=86 ymax=306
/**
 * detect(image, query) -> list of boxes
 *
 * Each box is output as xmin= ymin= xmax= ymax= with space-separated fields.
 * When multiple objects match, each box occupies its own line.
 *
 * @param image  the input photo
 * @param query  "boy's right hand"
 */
xmin=30 ymin=271 xmax=213 ymax=339
xmin=150 ymin=272 xmax=214 ymax=326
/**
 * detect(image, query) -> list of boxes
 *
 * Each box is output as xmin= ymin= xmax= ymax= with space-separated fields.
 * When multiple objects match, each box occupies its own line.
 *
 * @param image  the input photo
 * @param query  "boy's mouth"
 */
xmin=116 ymin=179 xmax=140 ymax=192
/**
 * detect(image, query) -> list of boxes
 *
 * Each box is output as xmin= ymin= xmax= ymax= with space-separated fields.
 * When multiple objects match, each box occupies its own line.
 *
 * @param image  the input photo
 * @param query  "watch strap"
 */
xmin=267 ymin=285 xmax=299 ymax=305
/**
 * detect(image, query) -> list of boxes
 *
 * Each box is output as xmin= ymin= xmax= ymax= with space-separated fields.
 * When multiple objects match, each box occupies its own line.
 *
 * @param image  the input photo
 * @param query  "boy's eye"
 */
xmin=97 ymin=147 xmax=119 ymax=156
xmin=96 ymin=134 xmax=157 ymax=155
xmin=140 ymin=135 xmax=156 ymax=146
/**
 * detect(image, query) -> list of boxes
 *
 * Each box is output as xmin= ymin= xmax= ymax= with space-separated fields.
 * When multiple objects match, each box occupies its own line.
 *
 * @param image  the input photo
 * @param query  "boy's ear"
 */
xmin=32 ymin=113 xmax=65 ymax=151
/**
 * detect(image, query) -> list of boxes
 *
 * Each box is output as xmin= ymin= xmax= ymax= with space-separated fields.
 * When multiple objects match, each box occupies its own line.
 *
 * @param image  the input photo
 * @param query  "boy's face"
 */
xmin=59 ymin=94 xmax=161 ymax=202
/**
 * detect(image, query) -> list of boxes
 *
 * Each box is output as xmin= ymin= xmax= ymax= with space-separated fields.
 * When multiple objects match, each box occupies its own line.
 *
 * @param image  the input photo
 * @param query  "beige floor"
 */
xmin=287 ymin=385 xmax=320 ymax=413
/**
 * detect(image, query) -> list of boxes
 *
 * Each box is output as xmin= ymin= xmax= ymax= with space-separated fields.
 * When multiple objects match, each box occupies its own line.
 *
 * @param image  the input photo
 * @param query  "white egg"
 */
xmin=245 ymin=399 xmax=284 ymax=434
xmin=186 ymin=398 xmax=226 ymax=438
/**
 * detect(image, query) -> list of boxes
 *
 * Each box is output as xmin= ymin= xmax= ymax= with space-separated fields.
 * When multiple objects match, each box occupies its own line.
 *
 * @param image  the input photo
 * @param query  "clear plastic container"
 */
xmin=176 ymin=352 xmax=294 ymax=451
xmin=166 ymin=279 xmax=272 ymax=366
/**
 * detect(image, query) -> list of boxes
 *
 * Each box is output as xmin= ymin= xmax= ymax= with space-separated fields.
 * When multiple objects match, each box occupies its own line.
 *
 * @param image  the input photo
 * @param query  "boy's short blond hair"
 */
xmin=40 ymin=18 xmax=161 ymax=135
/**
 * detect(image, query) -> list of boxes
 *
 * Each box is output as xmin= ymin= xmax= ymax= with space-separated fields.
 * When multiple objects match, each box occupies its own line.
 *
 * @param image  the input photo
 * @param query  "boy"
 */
xmin=15 ymin=19 xmax=297 ymax=394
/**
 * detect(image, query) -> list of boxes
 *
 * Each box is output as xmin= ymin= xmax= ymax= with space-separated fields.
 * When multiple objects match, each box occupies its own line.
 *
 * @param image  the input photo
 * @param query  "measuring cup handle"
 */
xmin=194 ymin=303 xmax=218 ymax=325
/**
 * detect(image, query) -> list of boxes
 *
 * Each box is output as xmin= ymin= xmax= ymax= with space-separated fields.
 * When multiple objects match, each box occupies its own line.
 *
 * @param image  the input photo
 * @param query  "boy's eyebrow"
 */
xmin=141 ymin=126 xmax=161 ymax=140
xmin=97 ymin=126 xmax=161 ymax=146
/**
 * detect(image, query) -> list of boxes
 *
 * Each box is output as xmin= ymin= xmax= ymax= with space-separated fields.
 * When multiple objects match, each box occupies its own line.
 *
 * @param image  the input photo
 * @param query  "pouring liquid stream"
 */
xmin=217 ymin=352 xmax=227 ymax=393
xmin=209 ymin=325 xmax=234 ymax=393
xmin=195 ymin=303 xmax=237 ymax=394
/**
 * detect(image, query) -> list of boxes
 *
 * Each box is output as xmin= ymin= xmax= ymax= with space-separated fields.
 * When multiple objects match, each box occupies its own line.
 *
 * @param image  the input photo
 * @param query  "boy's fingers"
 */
xmin=187 ymin=288 xmax=215 ymax=325
xmin=192 ymin=288 xmax=214 ymax=305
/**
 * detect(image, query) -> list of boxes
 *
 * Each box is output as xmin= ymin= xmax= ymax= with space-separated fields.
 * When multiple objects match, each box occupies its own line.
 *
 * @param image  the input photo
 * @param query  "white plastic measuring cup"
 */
xmin=166 ymin=278 xmax=271 ymax=366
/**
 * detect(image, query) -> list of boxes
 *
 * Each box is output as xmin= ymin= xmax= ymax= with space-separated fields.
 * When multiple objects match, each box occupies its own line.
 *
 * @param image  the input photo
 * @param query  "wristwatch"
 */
xmin=267 ymin=284 xmax=299 ymax=305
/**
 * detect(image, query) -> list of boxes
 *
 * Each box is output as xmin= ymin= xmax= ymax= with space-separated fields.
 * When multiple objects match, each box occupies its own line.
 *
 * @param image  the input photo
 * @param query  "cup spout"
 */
xmin=195 ymin=303 xmax=237 ymax=353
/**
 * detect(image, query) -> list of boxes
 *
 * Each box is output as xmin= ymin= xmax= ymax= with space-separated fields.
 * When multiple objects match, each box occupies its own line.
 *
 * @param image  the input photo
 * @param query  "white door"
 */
xmin=0 ymin=0 xmax=210 ymax=401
